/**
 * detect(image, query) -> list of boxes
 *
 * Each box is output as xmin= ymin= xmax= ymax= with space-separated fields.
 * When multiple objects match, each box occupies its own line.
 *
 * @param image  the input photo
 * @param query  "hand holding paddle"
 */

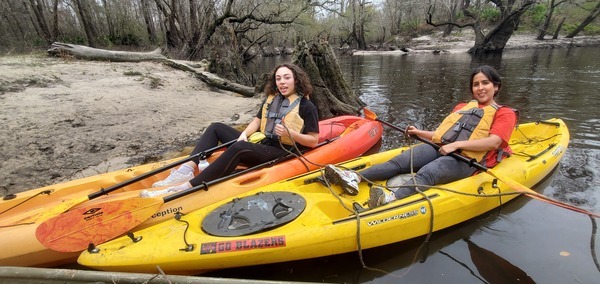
xmin=363 ymin=107 xmax=599 ymax=218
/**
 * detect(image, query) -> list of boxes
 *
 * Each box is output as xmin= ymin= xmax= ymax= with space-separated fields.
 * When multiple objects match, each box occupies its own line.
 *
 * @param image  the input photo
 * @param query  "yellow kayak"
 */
xmin=77 ymin=119 xmax=569 ymax=275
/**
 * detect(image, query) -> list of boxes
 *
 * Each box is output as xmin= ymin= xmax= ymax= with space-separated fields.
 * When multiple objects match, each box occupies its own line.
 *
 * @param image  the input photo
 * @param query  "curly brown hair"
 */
xmin=263 ymin=63 xmax=313 ymax=98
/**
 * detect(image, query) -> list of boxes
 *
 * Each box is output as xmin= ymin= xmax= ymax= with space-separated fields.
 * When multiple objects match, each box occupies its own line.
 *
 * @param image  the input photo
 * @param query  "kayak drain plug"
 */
xmin=127 ymin=232 xmax=142 ymax=243
xmin=87 ymin=243 xmax=99 ymax=254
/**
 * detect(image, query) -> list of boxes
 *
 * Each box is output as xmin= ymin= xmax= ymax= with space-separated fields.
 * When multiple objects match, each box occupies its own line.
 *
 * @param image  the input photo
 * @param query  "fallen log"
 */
xmin=163 ymin=60 xmax=255 ymax=97
xmin=46 ymin=42 xmax=255 ymax=97
xmin=47 ymin=42 xmax=167 ymax=62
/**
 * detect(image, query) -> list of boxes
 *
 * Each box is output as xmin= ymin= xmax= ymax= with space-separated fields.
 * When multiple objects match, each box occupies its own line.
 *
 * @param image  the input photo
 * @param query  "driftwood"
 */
xmin=47 ymin=42 xmax=167 ymax=62
xmin=163 ymin=60 xmax=254 ymax=97
xmin=47 ymin=42 xmax=255 ymax=97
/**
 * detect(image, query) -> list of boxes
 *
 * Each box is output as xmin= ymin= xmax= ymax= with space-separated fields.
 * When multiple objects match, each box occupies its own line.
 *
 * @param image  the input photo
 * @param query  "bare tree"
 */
xmin=440 ymin=0 xmax=462 ymax=37
xmin=72 ymin=0 xmax=100 ymax=47
xmin=349 ymin=0 xmax=368 ymax=49
xmin=195 ymin=1 xmax=319 ymax=84
xmin=382 ymin=0 xmax=403 ymax=36
xmin=553 ymin=17 xmax=566 ymax=38
xmin=1 ymin=1 xmax=30 ymax=44
xmin=566 ymin=0 xmax=600 ymax=38
xmin=25 ymin=0 xmax=53 ymax=44
xmin=140 ymin=0 xmax=158 ymax=44
xmin=427 ymin=0 xmax=537 ymax=54
xmin=536 ymin=0 xmax=568 ymax=40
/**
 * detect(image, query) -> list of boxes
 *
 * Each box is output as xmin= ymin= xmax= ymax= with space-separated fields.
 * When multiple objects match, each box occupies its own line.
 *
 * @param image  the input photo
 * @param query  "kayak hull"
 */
xmin=77 ymin=119 xmax=569 ymax=275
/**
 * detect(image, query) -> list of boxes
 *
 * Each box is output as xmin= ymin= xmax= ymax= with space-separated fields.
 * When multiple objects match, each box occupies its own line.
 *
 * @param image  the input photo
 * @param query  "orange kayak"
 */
xmin=0 ymin=115 xmax=382 ymax=267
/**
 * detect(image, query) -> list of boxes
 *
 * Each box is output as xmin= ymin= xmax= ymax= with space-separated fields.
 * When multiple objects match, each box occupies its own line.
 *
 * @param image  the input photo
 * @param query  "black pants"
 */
xmin=188 ymin=122 xmax=288 ymax=187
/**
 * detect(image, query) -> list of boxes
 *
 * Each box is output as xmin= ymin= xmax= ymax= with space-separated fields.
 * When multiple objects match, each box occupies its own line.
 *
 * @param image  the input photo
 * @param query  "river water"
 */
xmin=208 ymin=47 xmax=600 ymax=283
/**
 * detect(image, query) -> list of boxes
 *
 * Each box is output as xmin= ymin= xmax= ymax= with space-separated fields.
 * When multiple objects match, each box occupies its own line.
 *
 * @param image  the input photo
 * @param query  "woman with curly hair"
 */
xmin=142 ymin=63 xmax=319 ymax=197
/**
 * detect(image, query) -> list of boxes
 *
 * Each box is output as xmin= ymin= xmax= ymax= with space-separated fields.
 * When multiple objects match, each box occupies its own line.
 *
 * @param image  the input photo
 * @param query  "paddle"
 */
xmin=363 ymin=107 xmax=600 ymax=218
xmin=14 ymin=139 xmax=238 ymax=225
xmin=36 ymin=138 xmax=337 ymax=252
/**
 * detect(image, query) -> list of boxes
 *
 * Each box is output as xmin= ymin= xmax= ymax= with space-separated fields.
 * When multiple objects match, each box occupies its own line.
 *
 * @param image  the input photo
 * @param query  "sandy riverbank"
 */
xmin=0 ymin=56 xmax=260 ymax=195
xmin=353 ymin=33 xmax=600 ymax=55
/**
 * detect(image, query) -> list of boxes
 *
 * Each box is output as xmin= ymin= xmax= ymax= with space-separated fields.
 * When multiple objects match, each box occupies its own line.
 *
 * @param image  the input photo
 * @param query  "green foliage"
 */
xmin=98 ymin=36 xmax=113 ymax=48
xmin=57 ymin=36 xmax=87 ymax=45
xmin=480 ymin=7 xmax=500 ymax=24
xmin=563 ymin=23 xmax=600 ymax=36
xmin=109 ymin=33 xmax=142 ymax=47
xmin=32 ymin=38 xmax=47 ymax=48
xmin=456 ymin=11 xmax=466 ymax=21
xmin=527 ymin=4 xmax=548 ymax=27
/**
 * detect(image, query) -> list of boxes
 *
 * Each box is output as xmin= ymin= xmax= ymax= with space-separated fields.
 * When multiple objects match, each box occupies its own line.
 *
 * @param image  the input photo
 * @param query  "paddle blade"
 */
xmin=363 ymin=107 xmax=377 ymax=121
xmin=36 ymin=197 xmax=164 ymax=252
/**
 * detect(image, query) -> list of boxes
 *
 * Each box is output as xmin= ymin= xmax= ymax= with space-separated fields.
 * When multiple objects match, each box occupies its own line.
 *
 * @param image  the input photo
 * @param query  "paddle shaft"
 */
xmin=373 ymin=113 xmax=599 ymax=217
xmin=88 ymin=139 xmax=236 ymax=199
xmin=162 ymin=137 xmax=337 ymax=203
xmin=370 ymin=111 xmax=510 ymax=171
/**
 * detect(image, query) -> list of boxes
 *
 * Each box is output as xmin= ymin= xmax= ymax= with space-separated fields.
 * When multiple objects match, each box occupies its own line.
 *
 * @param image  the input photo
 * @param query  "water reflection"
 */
xmin=463 ymin=238 xmax=535 ymax=283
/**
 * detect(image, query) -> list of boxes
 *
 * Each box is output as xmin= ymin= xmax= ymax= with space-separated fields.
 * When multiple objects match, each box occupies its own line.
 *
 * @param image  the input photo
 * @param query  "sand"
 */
xmin=0 ymin=55 xmax=260 ymax=195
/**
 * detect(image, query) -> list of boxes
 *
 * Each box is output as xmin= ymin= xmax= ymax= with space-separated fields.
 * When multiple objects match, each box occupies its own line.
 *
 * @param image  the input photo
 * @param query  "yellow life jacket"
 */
xmin=259 ymin=93 xmax=304 ymax=146
xmin=431 ymin=100 xmax=499 ymax=162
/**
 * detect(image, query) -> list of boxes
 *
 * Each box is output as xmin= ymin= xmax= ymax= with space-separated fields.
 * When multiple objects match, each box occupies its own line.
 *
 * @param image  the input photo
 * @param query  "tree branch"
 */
xmin=426 ymin=5 xmax=476 ymax=29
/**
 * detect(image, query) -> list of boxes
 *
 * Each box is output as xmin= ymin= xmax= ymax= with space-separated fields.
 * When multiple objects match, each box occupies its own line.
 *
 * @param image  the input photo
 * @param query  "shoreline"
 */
xmin=352 ymin=33 xmax=600 ymax=55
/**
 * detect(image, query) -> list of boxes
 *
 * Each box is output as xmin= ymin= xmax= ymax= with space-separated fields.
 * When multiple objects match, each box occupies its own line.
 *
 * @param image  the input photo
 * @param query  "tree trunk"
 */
xmin=205 ymin=20 xmax=251 ymax=86
xmin=443 ymin=0 xmax=460 ymax=37
xmin=4 ymin=1 xmax=27 ymax=41
xmin=47 ymin=42 xmax=166 ymax=62
xmin=293 ymin=40 xmax=363 ymax=119
xmin=51 ymin=0 xmax=59 ymax=42
xmin=154 ymin=0 xmax=183 ymax=49
xmin=141 ymin=0 xmax=158 ymax=44
xmin=46 ymin=42 xmax=256 ymax=97
xmin=28 ymin=0 xmax=53 ymax=45
xmin=565 ymin=1 xmax=600 ymax=38
xmin=536 ymin=0 xmax=556 ymax=40
xmin=164 ymin=60 xmax=255 ymax=97
xmin=350 ymin=0 xmax=367 ymax=50
xmin=100 ymin=0 xmax=114 ymax=40
xmin=553 ymin=17 xmax=566 ymax=39
xmin=73 ymin=0 xmax=98 ymax=47
xmin=469 ymin=1 xmax=535 ymax=54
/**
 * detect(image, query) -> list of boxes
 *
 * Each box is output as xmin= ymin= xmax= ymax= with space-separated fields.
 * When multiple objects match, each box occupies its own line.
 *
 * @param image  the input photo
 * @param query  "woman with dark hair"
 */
xmin=325 ymin=65 xmax=517 ymax=208
xmin=142 ymin=63 xmax=319 ymax=197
